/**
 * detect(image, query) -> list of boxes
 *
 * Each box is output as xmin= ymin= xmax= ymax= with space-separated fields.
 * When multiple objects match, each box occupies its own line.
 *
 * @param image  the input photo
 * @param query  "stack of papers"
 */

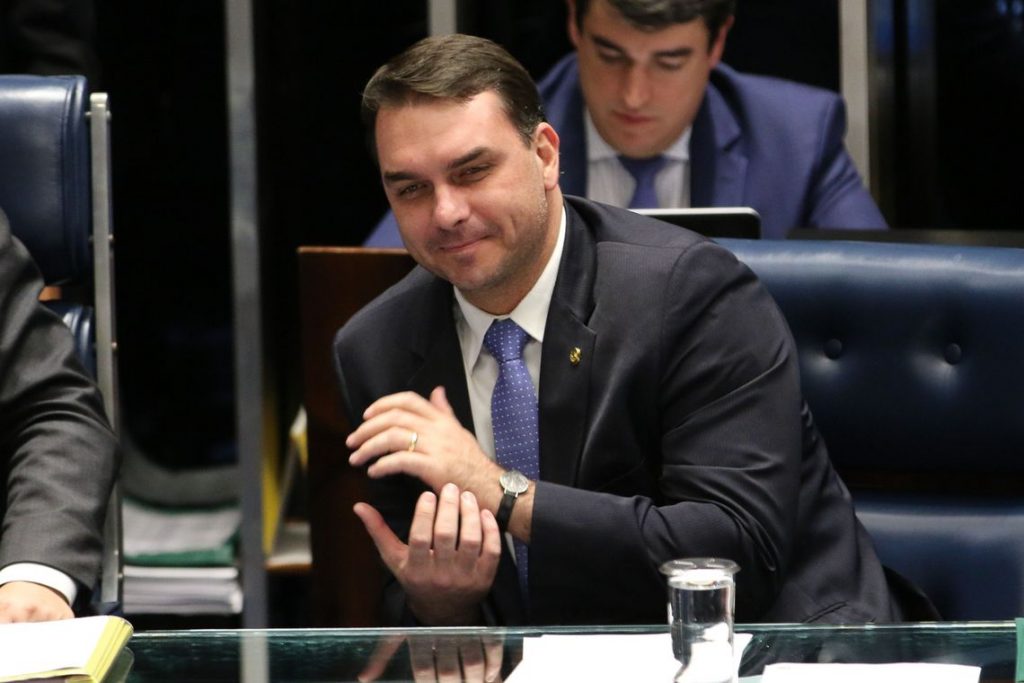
xmin=123 ymin=565 xmax=242 ymax=615
xmin=0 ymin=616 xmax=133 ymax=683
xmin=123 ymin=498 xmax=242 ymax=615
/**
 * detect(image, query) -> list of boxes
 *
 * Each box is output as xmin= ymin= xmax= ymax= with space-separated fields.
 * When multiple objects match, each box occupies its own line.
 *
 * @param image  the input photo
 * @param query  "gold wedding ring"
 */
xmin=408 ymin=430 xmax=419 ymax=452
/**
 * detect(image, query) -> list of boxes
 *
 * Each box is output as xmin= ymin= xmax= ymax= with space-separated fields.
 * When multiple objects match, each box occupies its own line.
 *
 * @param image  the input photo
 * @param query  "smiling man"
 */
xmin=335 ymin=34 xmax=911 ymax=627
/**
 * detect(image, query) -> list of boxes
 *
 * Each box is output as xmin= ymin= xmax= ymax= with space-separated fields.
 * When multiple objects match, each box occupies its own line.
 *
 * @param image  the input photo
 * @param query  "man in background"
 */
xmin=363 ymin=0 xmax=886 ymax=246
xmin=0 ymin=211 xmax=117 ymax=621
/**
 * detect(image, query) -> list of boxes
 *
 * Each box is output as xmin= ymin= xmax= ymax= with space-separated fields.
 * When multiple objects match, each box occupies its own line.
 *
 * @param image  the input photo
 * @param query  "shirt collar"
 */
xmin=584 ymin=108 xmax=692 ymax=163
xmin=454 ymin=207 xmax=567 ymax=366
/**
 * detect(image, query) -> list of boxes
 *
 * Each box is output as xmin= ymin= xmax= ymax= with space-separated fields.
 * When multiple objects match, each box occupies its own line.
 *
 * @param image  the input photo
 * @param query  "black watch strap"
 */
xmin=496 ymin=492 xmax=516 ymax=534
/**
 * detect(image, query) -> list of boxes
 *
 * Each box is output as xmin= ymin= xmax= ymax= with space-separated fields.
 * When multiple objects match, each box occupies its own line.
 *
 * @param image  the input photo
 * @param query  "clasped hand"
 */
xmin=349 ymin=387 xmax=504 ymax=625
xmin=347 ymin=386 xmax=503 ymax=499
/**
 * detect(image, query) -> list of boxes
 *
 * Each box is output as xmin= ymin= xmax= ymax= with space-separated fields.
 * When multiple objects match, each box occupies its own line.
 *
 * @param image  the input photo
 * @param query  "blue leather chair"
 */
xmin=720 ymin=238 xmax=1024 ymax=621
xmin=0 ymin=74 xmax=121 ymax=611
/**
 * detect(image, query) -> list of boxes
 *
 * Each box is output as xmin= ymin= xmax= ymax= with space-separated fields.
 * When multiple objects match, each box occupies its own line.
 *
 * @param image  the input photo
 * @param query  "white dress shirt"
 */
xmin=584 ymin=110 xmax=692 ymax=209
xmin=0 ymin=562 xmax=76 ymax=605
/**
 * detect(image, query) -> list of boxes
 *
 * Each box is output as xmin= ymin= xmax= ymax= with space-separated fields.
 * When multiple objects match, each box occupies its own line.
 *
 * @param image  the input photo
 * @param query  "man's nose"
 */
xmin=432 ymin=184 xmax=470 ymax=229
xmin=622 ymin=64 xmax=652 ymax=109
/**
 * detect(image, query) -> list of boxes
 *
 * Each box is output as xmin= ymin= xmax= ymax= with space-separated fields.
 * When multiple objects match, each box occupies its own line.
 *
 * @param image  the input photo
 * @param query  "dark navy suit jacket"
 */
xmin=363 ymin=56 xmax=886 ymax=246
xmin=338 ymin=196 xmax=898 ymax=625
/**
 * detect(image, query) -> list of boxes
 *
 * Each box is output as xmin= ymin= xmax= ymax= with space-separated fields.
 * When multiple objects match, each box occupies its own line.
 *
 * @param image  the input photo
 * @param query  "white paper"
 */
xmin=0 ymin=616 xmax=110 ymax=677
xmin=123 ymin=565 xmax=243 ymax=614
xmin=506 ymin=632 xmax=752 ymax=683
xmin=761 ymin=662 xmax=980 ymax=683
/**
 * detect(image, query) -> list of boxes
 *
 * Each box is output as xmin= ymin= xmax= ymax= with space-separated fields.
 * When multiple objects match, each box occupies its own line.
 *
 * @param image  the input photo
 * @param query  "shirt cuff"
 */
xmin=0 ymin=563 xmax=77 ymax=606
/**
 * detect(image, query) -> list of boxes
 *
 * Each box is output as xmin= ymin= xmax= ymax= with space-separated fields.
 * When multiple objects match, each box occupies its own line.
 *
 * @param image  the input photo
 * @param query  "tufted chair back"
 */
xmin=720 ymin=238 xmax=1024 ymax=620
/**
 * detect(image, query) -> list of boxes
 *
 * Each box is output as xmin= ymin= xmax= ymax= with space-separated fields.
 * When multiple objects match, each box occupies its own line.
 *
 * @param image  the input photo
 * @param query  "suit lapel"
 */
xmin=538 ymin=204 xmax=597 ymax=487
xmin=405 ymin=279 xmax=474 ymax=430
xmin=690 ymin=75 xmax=747 ymax=208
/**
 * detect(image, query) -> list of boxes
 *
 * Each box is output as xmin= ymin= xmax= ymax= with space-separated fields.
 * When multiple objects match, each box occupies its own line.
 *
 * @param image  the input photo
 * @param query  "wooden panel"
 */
xmin=298 ymin=247 xmax=415 ymax=626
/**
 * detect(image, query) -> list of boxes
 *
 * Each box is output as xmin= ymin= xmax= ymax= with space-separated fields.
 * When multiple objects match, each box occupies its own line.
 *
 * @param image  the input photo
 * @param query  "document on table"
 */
xmin=0 ymin=615 xmax=133 ymax=683
xmin=505 ymin=632 xmax=752 ymax=683
xmin=761 ymin=662 xmax=980 ymax=682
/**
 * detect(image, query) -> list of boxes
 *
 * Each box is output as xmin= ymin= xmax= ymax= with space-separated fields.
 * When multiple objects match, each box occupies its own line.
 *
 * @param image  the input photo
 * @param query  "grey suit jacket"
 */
xmin=335 ymin=196 xmax=896 ymax=625
xmin=0 ymin=212 xmax=117 ymax=606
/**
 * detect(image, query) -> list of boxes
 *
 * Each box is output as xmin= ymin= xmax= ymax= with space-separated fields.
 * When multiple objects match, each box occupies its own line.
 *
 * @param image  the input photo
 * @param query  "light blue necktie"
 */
xmin=619 ymin=154 xmax=667 ymax=208
xmin=483 ymin=318 xmax=539 ymax=602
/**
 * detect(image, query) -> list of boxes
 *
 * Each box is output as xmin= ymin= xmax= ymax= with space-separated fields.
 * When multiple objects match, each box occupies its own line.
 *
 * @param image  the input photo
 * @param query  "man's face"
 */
xmin=569 ymin=0 xmax=730 ymax=158
xmin=375 ymin=91 xmax=562 ymax=315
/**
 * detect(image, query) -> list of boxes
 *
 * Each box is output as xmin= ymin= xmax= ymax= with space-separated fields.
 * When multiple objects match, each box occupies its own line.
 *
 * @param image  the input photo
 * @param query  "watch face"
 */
xmin=500 ymin=469 xmax=530 ymax=495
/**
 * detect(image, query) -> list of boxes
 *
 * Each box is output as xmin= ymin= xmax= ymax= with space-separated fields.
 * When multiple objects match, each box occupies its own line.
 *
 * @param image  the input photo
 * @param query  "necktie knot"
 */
xmin=483 ymin=318 xmax=530 ymax=364
xmin=618 ymin=154 xmax=667 ymax=209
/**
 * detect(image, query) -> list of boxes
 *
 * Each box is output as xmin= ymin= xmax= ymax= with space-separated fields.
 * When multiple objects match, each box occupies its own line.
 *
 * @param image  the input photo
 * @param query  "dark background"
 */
xmin=69 ymin=0 xmax=1024 ymax=493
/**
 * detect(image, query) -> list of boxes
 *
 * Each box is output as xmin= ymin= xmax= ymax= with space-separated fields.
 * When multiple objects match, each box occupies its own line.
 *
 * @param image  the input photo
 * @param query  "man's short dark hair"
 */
xmin=362 ymin=34 xmax=546 ymax=159
xmin=574 ymin=0 xmax=736 ymax=42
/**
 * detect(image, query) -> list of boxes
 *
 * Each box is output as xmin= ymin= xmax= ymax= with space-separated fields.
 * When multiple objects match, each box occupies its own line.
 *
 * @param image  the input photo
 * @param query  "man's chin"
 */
xmin=611 ymin=138 xmax=667 ymax=160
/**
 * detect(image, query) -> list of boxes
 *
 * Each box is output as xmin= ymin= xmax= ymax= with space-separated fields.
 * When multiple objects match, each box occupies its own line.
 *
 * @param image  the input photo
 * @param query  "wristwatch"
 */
xmin=496 ymin=469 xmax=530 ymax=534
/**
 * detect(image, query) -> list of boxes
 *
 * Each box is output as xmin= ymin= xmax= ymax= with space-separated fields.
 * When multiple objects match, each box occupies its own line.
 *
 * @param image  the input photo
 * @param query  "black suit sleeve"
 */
xmin=529 ymin=241 xmax=804 ymax=624
xmin=0 ymin=217 xmax=117 ymax=601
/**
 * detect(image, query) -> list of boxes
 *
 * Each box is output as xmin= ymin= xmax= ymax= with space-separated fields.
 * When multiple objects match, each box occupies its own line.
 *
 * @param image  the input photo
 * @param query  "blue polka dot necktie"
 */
xmin=483 ymin=318 xmax=539 ymax=602
xmin=619 ymin=154 xmax=667 ymax=208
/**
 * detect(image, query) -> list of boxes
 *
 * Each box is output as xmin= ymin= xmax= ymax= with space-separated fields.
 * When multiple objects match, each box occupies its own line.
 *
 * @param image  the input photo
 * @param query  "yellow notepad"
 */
xmin=0 ymin=615 xmax=133 ymax=682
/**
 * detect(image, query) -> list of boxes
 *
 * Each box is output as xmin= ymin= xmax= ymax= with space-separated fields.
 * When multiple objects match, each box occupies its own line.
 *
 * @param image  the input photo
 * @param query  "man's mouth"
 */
xmin=613 ymin=111 xmax=654 ymax=126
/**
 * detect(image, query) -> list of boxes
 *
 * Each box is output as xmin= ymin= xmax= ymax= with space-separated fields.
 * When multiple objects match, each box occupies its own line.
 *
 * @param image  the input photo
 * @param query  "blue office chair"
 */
xmin=0 ymin=74 xmax=121 ymax=612
xmin=720 ymin=238 xmax=1024 ymax=621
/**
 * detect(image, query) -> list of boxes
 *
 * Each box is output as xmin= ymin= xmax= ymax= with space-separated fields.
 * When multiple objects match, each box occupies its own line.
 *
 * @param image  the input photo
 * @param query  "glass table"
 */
xmin=122 ymin=622 xmax=1018 ymax=682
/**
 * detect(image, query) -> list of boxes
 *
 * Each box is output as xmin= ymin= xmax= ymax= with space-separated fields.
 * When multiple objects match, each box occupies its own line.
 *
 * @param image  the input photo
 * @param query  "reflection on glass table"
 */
xmin=122 ymin=622 xmax=1017 ymax=682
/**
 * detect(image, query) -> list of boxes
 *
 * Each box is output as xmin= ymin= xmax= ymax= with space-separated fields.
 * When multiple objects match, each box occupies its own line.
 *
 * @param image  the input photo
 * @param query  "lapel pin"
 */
xmin=569 ymin=347 xmax=582 ymax=366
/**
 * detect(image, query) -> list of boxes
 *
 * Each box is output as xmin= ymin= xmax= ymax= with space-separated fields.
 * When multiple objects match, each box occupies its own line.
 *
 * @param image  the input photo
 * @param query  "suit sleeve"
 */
xmin=0 ymin=222 xmax=117 ymax=605
xmin=804 ymin=95 xmax=888 ymax=229
xmin=529 ymin=242 xmax=804 ymax=624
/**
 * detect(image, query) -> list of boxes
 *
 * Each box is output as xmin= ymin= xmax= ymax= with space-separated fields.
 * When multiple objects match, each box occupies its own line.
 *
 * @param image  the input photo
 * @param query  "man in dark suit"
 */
xmin=0 ymin=211 xmax=117 ymax=621
xmin=339 ymin=34 xmax=898 ymax=626
xmin=363 ymin=0 xmax=886 ymax=246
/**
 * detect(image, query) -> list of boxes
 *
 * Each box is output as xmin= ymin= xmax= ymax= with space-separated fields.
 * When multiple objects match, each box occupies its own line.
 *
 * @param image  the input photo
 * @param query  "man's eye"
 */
xmin=397 ymin=183 xmax=424 ymax=197
xmin=655 ymin=57 xmax=685 ymax=71
xmin=597 ymin=50 xmax=627 ymax=65
xmin=459 ymin=165 xmax=490 ymax=180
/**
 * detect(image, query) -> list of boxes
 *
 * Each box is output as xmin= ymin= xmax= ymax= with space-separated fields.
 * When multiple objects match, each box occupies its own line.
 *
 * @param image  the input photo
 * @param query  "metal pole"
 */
xmin=839 ymin=0 xmax=872 ymax=189
xmin=429 ymin=0 xmax=457 ymax=35
xmin=225 ymin=0 xmax=268 ymax=628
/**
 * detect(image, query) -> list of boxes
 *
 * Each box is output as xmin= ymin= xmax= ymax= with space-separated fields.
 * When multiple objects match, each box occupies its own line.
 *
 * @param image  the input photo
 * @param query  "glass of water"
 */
xmin=659 ymin=558 xmax=739 ymax=683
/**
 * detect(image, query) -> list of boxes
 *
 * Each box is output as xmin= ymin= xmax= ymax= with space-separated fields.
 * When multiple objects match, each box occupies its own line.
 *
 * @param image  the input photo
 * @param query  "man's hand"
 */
xmin=354 ymin=483 xmax=502 ymax=625
xmin=0 ymin=581 xmax=73 ymax=623
xmin=347 ymin=386 xmax=504 ymax=510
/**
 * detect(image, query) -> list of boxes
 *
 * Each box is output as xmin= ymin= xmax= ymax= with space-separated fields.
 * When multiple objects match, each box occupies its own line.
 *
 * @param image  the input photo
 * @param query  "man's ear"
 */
xmin=708 ymin=16 xmax=734 ymax=67
xmin=566 ymin=0 xmax=581 ymax=48
xmin=534 ymin=123 xmax=561 ymax=190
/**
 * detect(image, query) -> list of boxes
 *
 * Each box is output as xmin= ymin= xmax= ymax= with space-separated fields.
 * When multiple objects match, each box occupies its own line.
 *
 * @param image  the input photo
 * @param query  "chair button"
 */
xmin=944 ymin=343 xmax=962 ymax=364
xmin=824 ymin=338 xmax=843 ymax=359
